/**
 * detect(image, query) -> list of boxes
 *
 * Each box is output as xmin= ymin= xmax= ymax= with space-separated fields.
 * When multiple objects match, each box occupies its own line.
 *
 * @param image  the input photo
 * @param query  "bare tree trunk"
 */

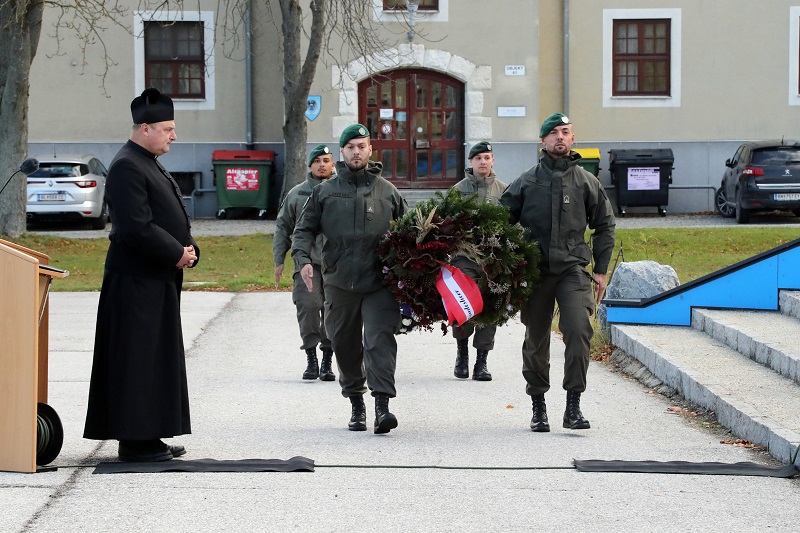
xmin=0 ymin=0 xmax=43 ymax=238
xmin=278 ymin=0 xmax=327 ymax=200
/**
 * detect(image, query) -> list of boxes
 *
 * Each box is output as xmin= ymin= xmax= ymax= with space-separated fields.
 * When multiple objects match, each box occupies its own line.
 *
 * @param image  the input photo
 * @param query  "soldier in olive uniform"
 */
xmin=273 ymin=144 xmax=336 ymax=381
xmin=448 ymin=141 xmax=507 ymax=381
xmin=500 ymin=113 xmax=615 ymax=433
xmin=292 ymin=124 xmax=408 ymax=434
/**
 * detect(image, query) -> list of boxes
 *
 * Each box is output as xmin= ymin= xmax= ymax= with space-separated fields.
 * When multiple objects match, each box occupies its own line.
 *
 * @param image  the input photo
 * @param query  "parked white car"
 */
xmin=26 ymin=155 xmax=109 ymax=229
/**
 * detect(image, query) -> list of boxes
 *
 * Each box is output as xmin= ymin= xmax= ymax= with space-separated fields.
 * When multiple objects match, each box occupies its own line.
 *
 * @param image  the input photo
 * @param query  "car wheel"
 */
xmin=714 ymin=187 xmax=735 ymax=218
xmin=90 ymin=202 xmax=108 ymax=229
xmin=735 ymin=188 xmax=750 ymax=224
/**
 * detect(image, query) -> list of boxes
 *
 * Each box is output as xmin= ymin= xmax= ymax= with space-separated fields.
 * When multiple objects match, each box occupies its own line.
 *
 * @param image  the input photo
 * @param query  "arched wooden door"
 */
xmin=359 ymin=69 xmax=464 ymax=188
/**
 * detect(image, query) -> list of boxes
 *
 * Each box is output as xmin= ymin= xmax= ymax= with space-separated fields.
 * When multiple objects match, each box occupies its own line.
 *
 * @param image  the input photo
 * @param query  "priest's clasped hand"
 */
xmin=176 ymin=245 xmax=197 ymax=268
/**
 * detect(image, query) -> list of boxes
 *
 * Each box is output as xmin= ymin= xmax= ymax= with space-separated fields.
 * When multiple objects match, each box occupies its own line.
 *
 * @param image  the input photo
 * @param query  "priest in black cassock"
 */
xmin=84 ymin=88 xmax=200 ymax=462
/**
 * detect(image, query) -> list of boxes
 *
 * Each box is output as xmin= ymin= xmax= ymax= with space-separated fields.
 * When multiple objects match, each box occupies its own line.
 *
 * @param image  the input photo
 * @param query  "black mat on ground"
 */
xmin=574 ymin=459 xmax=799 ymax=478
xmin=93 ymin=456 xmax=315 ymax=474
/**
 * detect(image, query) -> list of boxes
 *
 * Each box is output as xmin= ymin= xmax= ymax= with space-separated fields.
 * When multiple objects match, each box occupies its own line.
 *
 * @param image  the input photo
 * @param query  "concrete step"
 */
xmin=692 ymin=308 xmax=800 ymax=385
xmin=611 ymin=320 xmax=800 ymax=466
xmin=400 ymin=189 xmax=446 ymax=208
xmin=780 ymin=289 xmax=800 ymax=320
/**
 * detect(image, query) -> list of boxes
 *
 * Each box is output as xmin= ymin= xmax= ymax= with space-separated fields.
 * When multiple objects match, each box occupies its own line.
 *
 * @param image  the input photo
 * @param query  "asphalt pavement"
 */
xmin=3 ymin=212 xmax=799 ymax=532
xmin=2 ymin=288 xmax=800 ymax=532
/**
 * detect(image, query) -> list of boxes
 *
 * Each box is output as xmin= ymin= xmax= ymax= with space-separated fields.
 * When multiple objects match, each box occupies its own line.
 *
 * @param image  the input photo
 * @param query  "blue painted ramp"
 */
xmin=603 ymin=237 xmax=800 ymax=326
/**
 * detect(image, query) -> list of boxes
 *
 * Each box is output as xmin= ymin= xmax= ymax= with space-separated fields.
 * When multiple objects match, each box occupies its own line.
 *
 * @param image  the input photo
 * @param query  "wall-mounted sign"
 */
xmin=498 ymin=106 xmax=526 ymax=118
xmin=380 ymin=108 xmax=394 ymax=119
xmin=505 ymin=65 xmax=526 ymax=76
xmin=305 ymin=96 xmax=321 ymax=121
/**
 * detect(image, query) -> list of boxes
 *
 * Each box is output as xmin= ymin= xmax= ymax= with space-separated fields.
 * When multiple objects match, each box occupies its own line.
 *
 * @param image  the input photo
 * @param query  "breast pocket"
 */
xmin=365 ymin=200 xmax=375 ymax=222
xmin=366 ymin=198 xmax=394 ymax=232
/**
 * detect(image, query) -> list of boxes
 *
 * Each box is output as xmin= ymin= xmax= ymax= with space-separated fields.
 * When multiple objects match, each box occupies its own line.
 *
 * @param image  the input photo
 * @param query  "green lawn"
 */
xmin=7 ymin=233 xmax=290 ymax=292
xmin=5 ymin=226 xmax=799 ymax=292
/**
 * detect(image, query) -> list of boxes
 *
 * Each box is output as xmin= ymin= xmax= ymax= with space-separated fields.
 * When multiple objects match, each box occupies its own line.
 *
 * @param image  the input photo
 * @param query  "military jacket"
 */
xmin=451 ymin=169 xmax=507 ymax=205
xmin=273 ymin=172 xmax=328 ymax=272
xmin=500 ymin=151 xmax=616 ymax=275
xmin=292 ymin=161 xmax=407 ymax=293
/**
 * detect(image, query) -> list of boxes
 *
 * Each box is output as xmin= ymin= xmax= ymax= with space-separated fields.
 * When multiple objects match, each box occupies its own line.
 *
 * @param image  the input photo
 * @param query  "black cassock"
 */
xmin=84 ymin=140 xmax=200 ymax=440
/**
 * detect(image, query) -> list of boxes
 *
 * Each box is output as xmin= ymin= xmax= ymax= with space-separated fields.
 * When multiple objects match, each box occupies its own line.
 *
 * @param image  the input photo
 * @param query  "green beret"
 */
xmin=307 ymin=144 xmax=332 ymax=166
xmin=468 ymin=141 xmax=492 ymax=159
xmin=339 ymin=123 xmax=370 ymax=147
xmin=539 ymin=112 xmax=571 ymax=138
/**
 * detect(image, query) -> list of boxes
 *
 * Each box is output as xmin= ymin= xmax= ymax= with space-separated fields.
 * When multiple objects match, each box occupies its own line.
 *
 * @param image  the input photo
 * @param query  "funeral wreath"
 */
xmin=376 ymin=189 xmax=541 ymax=333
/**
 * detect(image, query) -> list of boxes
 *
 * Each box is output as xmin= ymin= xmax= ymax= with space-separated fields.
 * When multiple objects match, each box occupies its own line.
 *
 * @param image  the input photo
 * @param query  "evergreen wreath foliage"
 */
xmin=376 ymin=189 xmax=541 ymax=333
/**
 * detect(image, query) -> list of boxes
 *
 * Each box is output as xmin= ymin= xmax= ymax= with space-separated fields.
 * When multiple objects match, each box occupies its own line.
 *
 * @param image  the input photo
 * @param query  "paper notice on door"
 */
xmin=627 ymin=168 xmax=660 ymax=191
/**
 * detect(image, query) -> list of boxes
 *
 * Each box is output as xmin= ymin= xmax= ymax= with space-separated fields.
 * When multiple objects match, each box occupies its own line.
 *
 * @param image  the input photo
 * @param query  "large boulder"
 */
xmin=598 ymin=260 xmax=680 ymax=334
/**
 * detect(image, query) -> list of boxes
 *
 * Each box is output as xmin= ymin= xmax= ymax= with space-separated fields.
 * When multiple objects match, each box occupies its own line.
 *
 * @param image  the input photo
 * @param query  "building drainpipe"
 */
xmin=245 ymin=0 xmax=254 ymax=150
xmin=563 ymin=0 xmax=570 ymax=116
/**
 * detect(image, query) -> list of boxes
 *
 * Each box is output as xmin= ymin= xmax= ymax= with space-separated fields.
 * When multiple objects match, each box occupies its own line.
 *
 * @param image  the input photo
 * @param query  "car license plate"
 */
xmin=37 ymin=193 xmax=66 ymax=201
xmin=774 ymin=193 xmax=800 ymax=201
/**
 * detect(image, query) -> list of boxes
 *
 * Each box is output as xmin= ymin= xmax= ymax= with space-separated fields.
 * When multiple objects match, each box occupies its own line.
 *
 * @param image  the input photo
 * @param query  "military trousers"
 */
xmin=324 ymin=285 xmax=400 ymax=398
xmin=291 ymin=265 xmax=331 ymax=351
xmin=449 ymin=255 xmax=497 ymax=350
xmin=520 ymin=265 xmax=595 ymax=396
xmin=451 ymin=323 xmax=497 ymax=350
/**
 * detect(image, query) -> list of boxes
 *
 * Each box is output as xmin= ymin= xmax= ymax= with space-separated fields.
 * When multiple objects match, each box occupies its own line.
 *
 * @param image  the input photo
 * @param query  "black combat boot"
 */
xmin=454 ymin=338 xmax=469 ymax=379
xmin=563 ymin=390 xmax=591 ymax=430
xmin=472 ymin=350 xmax=492 ymax=381
xmin=530 ymin=394 xmax=550 ymax=432
xmin=374 ymin=393 xmax=398 ymax=434
xmin=319 ymin=348 xmax=335 ymax=381
xmin=348 ymin=395 xmax=367 ymax=431
xmin=302 ymin=348 xmax=319 ymax=380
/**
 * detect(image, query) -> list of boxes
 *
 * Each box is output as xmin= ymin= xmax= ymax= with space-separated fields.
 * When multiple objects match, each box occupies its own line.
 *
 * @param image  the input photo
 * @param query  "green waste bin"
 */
xmin=212 ymin=150 xmax=275 ymax=219
xmin=573 ymin=148 xmax=601 ymax=178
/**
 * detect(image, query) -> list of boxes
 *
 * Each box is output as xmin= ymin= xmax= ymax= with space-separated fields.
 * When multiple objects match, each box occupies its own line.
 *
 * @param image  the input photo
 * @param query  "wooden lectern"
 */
xmin=0 ymin=238 xmax=68 ymax=473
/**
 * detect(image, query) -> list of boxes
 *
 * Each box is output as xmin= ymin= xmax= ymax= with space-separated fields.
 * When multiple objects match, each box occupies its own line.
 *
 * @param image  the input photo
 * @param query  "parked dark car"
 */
xmin=26 ymin=155 xmax=109 ymax=229
xmin=716 ymin=140 xmax=800 ymax=223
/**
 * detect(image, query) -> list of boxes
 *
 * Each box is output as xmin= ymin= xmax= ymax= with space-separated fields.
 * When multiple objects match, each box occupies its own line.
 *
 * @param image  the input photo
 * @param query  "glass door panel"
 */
xmin=431 ymin=112 xmax=443 ymax=140
xmin=395 ymin=78 xmax=407 ymax=107
xmin=396 ymin=149 xmax=408 ymax=176
xmin=381 ymin=150 xmax=393 ymax=178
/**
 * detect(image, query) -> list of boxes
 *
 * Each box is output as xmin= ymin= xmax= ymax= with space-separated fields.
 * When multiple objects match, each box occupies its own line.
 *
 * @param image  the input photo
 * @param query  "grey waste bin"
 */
xmin=608 ymin=148 xmax=674 ymax=217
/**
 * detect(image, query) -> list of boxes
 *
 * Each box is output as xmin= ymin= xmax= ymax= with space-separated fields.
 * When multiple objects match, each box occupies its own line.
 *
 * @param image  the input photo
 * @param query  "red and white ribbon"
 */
xmin=436 ymin=265 xmax=484 ymax=326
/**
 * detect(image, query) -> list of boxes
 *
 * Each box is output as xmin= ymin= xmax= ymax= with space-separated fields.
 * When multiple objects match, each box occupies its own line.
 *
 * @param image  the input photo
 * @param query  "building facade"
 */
xmin=27 ymin=0 xmax=800 ymax=216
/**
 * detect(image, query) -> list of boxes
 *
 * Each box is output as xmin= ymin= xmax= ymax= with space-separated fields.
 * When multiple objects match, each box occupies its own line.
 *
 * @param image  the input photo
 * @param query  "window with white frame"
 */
xmin=145 ymin=21 xmax=205 ymax=99
xmin=789 ymin=7 xmax=800 ymax=105
xmin=374 ymin=0 xmax=448 ymax=22
xmin=134 ymin=11 xmax=216 ymax=111
xmin=613 ymin=19 xmax=670 ymax=96
xmin=383 ymin=0 xmax=438 ymax=11
xmin=603 ymin=8 xmax=681 ymax=108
